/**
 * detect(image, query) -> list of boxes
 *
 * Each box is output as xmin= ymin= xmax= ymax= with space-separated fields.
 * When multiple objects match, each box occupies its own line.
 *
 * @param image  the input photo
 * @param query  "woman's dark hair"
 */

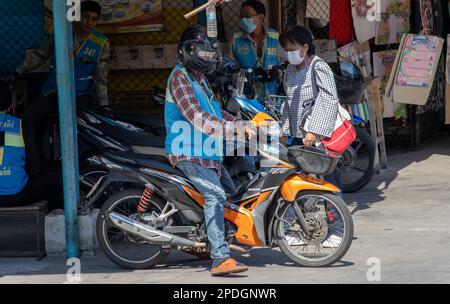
xmin=279 ymin=26 xmax=316 ymax=56
xmin=241 ymin=0 xmax=266 ymax=16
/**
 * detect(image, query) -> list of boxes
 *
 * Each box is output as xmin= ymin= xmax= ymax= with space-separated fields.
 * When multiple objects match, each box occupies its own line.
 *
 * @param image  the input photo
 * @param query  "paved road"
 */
xmin=1 ymin=138 xmax=450 ymax=284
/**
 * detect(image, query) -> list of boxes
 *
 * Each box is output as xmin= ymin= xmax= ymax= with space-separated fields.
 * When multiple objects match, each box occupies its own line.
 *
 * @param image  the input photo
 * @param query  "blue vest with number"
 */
xmin=233 ymin=28 xmax=280 ymax=69
xmin=42 ymin=30 xmax=108 ymax=97
xmin=165 ymin=65 xmax=223 ymax=161
xmin=232 ymin=28 xmax=280 ymax=94
xmin=0 ymin=114 xmax=28 ymax=196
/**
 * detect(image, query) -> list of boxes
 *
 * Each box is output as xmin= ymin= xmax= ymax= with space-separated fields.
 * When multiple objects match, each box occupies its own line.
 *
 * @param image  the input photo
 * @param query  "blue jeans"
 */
xmin=176 ymin=161 xmax=236 ymax=260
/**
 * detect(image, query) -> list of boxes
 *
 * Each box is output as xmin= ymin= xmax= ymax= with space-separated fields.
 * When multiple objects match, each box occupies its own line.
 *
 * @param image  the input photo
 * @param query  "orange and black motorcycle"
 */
xmin=92 ymin=113 xmax=354 ymax=269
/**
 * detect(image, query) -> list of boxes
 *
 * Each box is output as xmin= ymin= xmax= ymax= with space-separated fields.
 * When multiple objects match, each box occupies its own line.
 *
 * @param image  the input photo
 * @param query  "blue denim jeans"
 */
xmin=176 ymin=161 xmax=236 ymax=260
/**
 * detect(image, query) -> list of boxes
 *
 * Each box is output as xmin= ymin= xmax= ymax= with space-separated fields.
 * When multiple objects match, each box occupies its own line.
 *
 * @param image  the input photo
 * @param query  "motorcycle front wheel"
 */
xmin=275 ymin=191 xmax=354 ymax=267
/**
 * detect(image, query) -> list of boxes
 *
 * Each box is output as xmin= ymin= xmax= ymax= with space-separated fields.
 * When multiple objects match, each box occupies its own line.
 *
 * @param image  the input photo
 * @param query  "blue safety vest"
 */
xmin=232 ymin=28 xmax=280 ymax=94
xmin=165 ymin=65 xmax=223 ymax=161
xmin=42 ymin=30 xmax=108 ymax=97
xmin=0 ymin=114 xmax=28 ymax=196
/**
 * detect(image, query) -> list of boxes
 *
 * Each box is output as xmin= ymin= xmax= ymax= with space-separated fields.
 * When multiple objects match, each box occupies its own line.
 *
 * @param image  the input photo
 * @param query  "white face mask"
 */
xmin=286 ymin=49 xmax=305 ymax=65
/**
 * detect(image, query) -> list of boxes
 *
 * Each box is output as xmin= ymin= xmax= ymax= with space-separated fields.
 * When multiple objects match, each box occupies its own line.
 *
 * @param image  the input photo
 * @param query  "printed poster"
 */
xmin=45 ymin=0 xmax=163 ymax=34
xmin=338 ymin=40 xmax=372 ymax=77
xmin=396 ymin=35 xmax=440 ymax=88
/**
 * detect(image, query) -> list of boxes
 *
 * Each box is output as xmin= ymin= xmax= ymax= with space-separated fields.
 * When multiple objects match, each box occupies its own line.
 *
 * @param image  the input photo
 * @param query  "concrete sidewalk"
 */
xmin=1 ymin=137 xmax=450 ymax=284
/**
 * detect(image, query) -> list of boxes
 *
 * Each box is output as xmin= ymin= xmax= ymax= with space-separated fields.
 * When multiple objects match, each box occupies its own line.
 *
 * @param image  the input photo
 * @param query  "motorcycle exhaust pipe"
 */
xmin=109 ymin=212 xmax=206 ymax=248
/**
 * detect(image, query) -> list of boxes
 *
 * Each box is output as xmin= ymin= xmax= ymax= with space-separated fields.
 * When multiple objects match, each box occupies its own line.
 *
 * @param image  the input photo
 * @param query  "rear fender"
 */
xmin=280 ymin=174 xmax=340 ymax=202
xmin=80 ymin=169 xmax=140 ymax=212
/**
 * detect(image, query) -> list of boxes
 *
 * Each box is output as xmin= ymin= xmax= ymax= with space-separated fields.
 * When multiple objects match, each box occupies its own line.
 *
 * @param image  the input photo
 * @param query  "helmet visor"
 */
xmin=196 ymin=49 xmax=221 ymax=62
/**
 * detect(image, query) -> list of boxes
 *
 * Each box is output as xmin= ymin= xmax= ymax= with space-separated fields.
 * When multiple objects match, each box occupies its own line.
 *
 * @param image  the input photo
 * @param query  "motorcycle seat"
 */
xmin=95 ymin=120 xmax=165 ymax=148
xmin=132 ymin=154 xmax=187 ymax=178
xmin=110 ymin=111 xmax=165 ymax=130
xmin=104 ymin=151 xmax=186 ymax=178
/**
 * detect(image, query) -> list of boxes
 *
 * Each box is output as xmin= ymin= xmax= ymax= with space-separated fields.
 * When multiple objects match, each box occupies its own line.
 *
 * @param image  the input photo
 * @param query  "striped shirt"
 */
xmin=280 ymin=55 xmax=339 ymax=138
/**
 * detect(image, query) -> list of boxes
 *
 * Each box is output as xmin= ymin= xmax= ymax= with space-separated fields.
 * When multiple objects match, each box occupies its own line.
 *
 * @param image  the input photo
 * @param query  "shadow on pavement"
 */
xmin=344 ymin=135 xmax=450 ymax=215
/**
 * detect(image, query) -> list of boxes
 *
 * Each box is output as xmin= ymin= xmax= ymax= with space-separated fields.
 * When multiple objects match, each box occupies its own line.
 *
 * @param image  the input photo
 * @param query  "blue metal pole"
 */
xmin=52 ymin=0 xmax=80 ymax=258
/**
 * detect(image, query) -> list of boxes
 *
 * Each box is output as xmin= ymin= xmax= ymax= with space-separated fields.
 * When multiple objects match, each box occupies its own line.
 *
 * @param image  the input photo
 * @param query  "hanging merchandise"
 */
xmin=329 ymin=0 xmax=354 ymax=46
xmin=351 ymin=0 xmax=378 ymax=43
xmin=419 ymin=0 xmax=433 ymax=34
xmin=375 ymin=0 xmax=411 ymax=45
xmin=416 ymin=56 xmax=445 ymax=115
xmin=373 ymin=50 xmax=400 ymax=117
xmin=351 ymin=101 xmax=371 ymax=121
xmin=385 ymin=34 xmax=444 ymax=108
xmin=338 ymin=40 xmax=373 ymax=78
xmin=346 ymin=100 xmax=370 ymax=122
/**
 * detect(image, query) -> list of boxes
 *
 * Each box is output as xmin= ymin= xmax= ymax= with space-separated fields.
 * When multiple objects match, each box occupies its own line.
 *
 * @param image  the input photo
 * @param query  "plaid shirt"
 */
xmin=167 ymin=67 xmax=240 ymax=175
xmin=281 ymin=55 xmax=339 ymax=138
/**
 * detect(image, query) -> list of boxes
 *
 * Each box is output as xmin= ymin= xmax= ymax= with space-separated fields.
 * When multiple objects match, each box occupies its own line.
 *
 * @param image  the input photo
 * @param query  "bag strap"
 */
xmin=310 ymin=59 xmax=348 ymax=120
xmin=310 ymin=59 xmax=321 ymax=101
xmin=300 ymin=59 xmax=321 ymax=120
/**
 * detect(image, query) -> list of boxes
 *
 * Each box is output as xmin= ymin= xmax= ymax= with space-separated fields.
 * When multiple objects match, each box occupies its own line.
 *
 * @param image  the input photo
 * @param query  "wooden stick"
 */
xmin=184 ymin=2 xmax=213 ymax=20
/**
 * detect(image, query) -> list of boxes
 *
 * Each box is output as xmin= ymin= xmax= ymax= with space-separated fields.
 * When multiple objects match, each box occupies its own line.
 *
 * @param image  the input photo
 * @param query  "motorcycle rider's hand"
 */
xmin=255 ymin=68 xmax=270 ymax=82
xmin=303 ymin=132 xmax=317 ymax=147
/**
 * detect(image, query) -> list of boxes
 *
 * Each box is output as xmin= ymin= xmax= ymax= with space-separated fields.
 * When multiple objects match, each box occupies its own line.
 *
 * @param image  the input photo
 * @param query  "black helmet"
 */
xmin=178 ymin=25 xmax=222 ymax=74
xmin=335 ymin=60 xmax=364 ymax=105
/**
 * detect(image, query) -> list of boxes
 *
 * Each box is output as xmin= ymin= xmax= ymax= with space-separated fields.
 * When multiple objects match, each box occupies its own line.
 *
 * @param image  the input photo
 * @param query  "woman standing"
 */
xmin=279 ymin=26 xmax=339 ymax=148
xmin=279 ymin=26 xmax=343 ymax=193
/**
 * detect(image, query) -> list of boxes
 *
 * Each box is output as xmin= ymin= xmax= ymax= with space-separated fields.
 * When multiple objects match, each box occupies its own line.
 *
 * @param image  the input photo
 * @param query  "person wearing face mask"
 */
xmin=279 ymin=26 xmax=343 ymax=196
xmin=279 ymin=25 xmax=339 ymax=148
xmin=231 ymin=0 xmax=282 ymax=97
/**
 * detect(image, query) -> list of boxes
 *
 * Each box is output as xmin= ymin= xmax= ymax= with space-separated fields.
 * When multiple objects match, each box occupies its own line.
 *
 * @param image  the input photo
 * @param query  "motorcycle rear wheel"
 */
xmin=96 ymin=189 xmax=171 ymax=269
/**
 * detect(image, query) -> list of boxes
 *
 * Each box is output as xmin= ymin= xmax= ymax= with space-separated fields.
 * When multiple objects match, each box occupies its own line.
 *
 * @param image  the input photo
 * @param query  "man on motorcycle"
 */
xmin=165 ymin=25 xmax=248 ymax=276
